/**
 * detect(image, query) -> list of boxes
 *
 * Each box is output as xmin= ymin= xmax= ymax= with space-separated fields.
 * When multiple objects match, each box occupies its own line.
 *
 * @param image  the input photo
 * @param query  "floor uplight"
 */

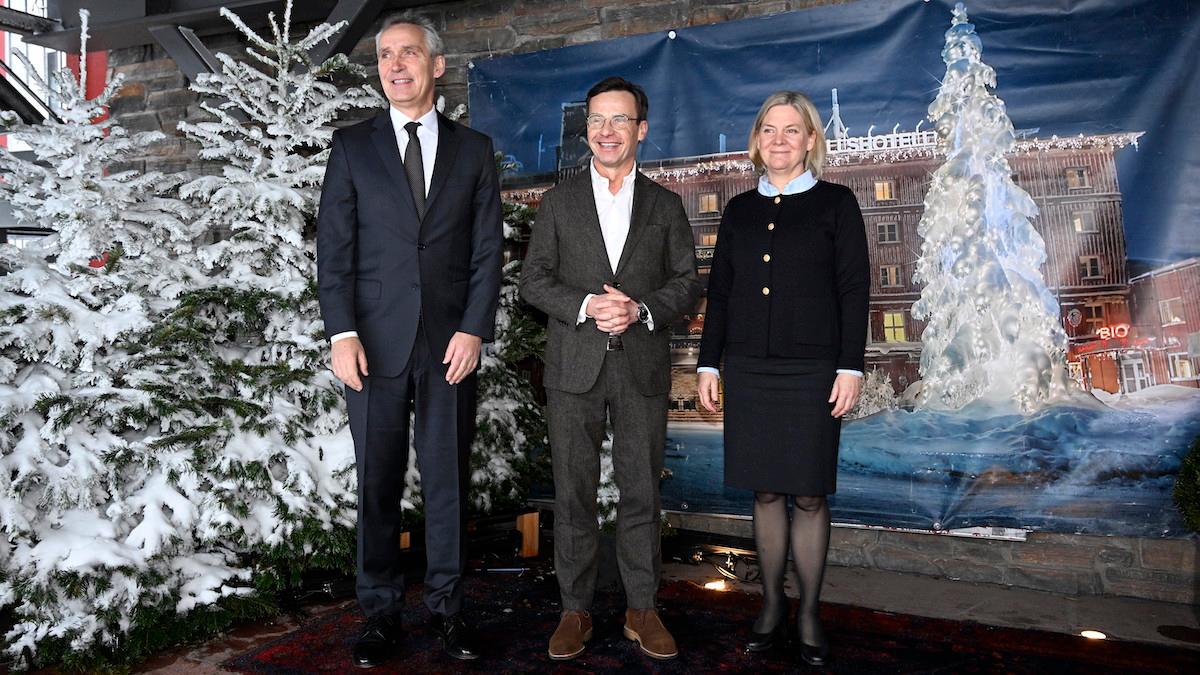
xmin=1080 ymin=630 xmax=1107 ymax=640
xmin=704 ymin=580 xmax=728 ymax=591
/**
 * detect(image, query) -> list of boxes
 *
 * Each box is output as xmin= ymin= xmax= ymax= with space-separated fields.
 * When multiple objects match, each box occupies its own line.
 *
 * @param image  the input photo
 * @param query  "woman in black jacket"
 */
xmin=697 ymin=91 xmax=869 ymax=666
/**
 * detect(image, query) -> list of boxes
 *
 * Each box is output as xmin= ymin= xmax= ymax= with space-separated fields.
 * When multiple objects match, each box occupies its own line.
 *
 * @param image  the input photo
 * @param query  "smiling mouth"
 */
xmin=390 ymin=77 xmax=414 ymax=85
xmin=596 ymin=142 xmax=622 ymax=150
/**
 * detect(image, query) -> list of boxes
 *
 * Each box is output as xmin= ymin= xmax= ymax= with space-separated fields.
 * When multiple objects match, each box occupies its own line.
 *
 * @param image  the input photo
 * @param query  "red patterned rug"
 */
xmin=224 ymin=570 xmax=1196 ymax=674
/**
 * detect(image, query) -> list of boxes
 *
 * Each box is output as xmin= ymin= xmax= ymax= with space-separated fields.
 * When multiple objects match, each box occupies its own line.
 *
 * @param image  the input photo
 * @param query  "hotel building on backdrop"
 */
xmin=502 ymin=93 xmax=1199 ymax=416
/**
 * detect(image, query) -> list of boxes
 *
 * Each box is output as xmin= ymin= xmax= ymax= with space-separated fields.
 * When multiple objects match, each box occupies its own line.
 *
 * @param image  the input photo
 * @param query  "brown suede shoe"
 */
xmin=548 ymin=610 xmax=592 ymax=660
xmin=623 ymin=608 xmax=678 ymax=660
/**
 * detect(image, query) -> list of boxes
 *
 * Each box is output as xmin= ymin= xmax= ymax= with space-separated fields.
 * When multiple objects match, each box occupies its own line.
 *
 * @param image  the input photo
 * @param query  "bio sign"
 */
xmin=1096 ymin=323 xmax=1130 ymax=340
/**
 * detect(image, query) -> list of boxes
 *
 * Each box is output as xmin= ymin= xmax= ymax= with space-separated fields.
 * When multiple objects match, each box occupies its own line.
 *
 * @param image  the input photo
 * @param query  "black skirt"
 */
xmin=722 ymin=355 xmax=842 ymax=495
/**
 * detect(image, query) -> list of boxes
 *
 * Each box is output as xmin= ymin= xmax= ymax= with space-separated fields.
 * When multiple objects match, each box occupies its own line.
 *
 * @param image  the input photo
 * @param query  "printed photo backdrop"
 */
xmin=469 ymin=0 xmax=1200 ymax=537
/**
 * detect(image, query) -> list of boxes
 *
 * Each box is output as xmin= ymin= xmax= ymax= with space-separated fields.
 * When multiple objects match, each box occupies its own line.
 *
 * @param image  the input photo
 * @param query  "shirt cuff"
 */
xmin=836 ymin=369 xmax=864 ymax=377
xmin=697 ymin=366 xmax=720 ymax=376
xmin=642 ymin=304 xmax=654 ymax=332
xmin=330 ymin=331 xmax=359 ymax=344
xmin=577 ymin=294 xmax=596 ymax=325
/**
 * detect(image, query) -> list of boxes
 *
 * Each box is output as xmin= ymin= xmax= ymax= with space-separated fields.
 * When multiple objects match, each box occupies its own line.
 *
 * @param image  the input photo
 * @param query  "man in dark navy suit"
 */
xmin=316 ymin=12 xmax=502 ymax=668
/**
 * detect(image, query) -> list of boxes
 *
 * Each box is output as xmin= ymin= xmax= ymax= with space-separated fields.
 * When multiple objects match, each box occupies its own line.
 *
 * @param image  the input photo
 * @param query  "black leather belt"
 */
xmin=606 ymin=335 xmax=624 ymax=351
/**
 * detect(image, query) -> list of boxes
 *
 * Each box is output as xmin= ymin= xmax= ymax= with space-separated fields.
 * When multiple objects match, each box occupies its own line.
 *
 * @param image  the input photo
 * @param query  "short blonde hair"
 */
xmin=747 ymin=91 xmax=827 ymax=178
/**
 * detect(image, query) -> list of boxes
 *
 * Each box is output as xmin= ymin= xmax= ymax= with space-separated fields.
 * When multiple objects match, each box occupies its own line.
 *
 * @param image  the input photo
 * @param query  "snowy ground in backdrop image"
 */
xmin=660 ymin=385 xmax=1200 ymax=537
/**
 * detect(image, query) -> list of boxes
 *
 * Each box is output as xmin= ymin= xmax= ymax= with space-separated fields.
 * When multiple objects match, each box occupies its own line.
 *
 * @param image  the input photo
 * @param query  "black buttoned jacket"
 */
xmin=697 ymin=181 xmax=870 ymax=372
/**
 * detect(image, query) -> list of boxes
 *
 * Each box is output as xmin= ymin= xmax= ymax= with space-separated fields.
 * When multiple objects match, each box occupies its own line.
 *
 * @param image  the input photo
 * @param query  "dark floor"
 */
xmin=130 ymin=551 xmax=1199 ymax=673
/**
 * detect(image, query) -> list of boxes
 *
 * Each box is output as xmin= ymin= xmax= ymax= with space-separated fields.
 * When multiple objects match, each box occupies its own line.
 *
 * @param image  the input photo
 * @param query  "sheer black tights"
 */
xmin=752 ymin=492 xmax=830 ymax=647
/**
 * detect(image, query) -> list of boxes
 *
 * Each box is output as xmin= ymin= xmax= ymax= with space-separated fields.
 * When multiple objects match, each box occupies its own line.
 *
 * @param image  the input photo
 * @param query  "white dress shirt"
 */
xmin=389 ymin=105 xmax=439 ymax=198
xmin=331 ymin=105 xmax=440 ymax=345
xmin=576 ymin=161 xmax=654 ymax=330
xmin=698 ymin=170 xmax=862 ymax=378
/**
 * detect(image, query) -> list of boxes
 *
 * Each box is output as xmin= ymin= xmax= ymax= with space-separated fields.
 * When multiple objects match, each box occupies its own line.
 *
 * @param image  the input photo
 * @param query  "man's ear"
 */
xmin=434 ymin=54 xmax=446 ymax=79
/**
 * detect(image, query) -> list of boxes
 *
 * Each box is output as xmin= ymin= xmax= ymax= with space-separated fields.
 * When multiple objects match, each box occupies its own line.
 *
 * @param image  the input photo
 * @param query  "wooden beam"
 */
xmin=516 ymin=511 xmax=540 ymax=558
xmin=310 ymin=0 xmax=387 ymax=64
xmin=0 ymin=6 xmax=58 ymax=36
xmin=147 ymin=24 xmax=221 ymax=83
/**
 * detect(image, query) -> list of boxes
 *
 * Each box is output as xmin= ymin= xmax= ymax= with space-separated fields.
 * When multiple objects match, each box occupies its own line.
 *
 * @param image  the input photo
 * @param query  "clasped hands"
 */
xmin=586 ymin=283 xmax=639 ymax=334
xmin=331 ymin=331 xmax=482 ymax=391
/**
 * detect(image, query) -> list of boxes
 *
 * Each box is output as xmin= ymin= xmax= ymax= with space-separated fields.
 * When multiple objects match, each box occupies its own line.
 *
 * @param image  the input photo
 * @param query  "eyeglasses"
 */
xmin=585 ymin=114 xmax=641 ymax=131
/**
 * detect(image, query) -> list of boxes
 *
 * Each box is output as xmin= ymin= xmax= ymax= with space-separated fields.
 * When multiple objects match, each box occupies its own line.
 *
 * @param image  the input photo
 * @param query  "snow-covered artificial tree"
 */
xmin=127 ymin=0 xmax=381 ymax=610
xmin=0 ymin=10 xmax=207 ymax=667
xmin=465 ymin=201 xmax=548 ymax=513
xmin=911 ymin=3 xmax=1070 ymax=413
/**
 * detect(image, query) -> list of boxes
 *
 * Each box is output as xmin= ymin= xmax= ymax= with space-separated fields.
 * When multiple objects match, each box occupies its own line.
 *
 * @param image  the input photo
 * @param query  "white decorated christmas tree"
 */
xmin=466 ymin=202 xmax=547 ymax=513
xmin=911 ymin=3 xmax=1069 ymax=413
xmin=130 ymin=0 xmax=381 ymax=608
xmin=0 ymin=10 xmax=205 ymax=666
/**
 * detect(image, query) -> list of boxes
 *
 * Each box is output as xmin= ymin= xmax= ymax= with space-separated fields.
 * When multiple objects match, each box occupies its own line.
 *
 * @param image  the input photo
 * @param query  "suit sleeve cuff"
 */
xmin=836 ymin=369 xmax=863 ymax=377
xmin=331 ymin=331 xmax=359 ymax=344
xmin=577 ymin=294 xmax=595 ymax=325
xmin=697 ymin=366 xmax=720 ymax=376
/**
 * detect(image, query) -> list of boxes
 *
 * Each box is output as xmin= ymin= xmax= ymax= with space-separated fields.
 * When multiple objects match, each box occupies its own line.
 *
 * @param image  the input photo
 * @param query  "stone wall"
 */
xmin=104 ymin=0 xmax=852 ymax=173
xmin=668 ymin=512 xmax=1199 ymax=604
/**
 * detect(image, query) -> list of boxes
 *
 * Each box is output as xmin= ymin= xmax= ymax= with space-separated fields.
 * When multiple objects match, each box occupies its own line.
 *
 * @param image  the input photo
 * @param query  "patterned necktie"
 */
xmin=403 ymin=121 xmax=425 ymax=219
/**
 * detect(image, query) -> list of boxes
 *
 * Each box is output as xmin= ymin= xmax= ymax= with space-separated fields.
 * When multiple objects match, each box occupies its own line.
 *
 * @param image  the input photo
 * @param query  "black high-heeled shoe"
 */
xmin=795 ymin=610 xmax=830 ymax=666
xmin=745 ymin=614 xmax=789 ymax=653
xmin=799 ymin=639 xmax=830 ymax=667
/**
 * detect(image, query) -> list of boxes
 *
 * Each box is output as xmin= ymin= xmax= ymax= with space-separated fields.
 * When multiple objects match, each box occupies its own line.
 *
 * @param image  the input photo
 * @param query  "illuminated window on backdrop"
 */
xmin=1169 ymin=353 xmax=1195 ymax=379
xmin=1159 ymin=297 xmax=1184 ymax=325
xmin=883 ymin=311 xmax=906 ymax=342
xmin=1065 ymin=167 xmax=1091 ymax=189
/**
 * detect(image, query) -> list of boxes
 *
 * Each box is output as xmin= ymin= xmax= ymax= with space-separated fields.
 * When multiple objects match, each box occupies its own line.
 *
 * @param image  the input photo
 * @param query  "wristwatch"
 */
xmin=636 ymin=301 xmax=650 ymax=325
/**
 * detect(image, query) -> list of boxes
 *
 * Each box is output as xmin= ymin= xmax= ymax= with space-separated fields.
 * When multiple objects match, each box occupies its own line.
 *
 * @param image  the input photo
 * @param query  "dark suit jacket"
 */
xmin=519 ymin=170 xmax=702 ymax=396
xmin=697 ymin=181 xmax=870 ymax=372
xmin=316 ymin=111 xmax=503 ymax=377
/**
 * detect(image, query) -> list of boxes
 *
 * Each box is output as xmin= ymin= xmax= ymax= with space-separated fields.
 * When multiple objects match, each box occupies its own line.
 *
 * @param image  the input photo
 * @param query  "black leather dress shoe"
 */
xmin=353 ymin=613 xmax=403 ymax=669
xmin=745 ymin=617 xmax=789 ymax=653
xmin=431 ymin=613 xmax=480 ymax=660
xmin=799 ymin=640 xmax=830 ymax=667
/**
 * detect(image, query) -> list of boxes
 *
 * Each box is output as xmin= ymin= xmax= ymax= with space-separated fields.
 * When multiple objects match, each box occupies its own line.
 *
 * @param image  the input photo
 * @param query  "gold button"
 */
xmin=767 ymin=223 xmax=775 ymax=231
xmin=763 ymin=254 xmax=771 ymax=262
xmin=774 ymin=196 xmax=781 ymax=204
xmin=762 ymin=287 xmax=770 ymax=295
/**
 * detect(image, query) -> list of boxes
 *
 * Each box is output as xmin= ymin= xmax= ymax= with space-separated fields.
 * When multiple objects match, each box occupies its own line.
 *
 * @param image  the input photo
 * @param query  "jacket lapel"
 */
xmin=614 ymin=172 xmax=656 ymax=277
xmin=370 ymin=112 xmax=420 ymax=223
xmin=423 ymin=113 xmax=460 ymax=222
xmin=568 ymin=171 xmax=613 ymax=278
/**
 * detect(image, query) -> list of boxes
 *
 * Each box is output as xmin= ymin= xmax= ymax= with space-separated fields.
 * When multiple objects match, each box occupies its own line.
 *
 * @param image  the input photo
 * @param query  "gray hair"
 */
xmin=374 ymin=12 xmax=443 ymax=57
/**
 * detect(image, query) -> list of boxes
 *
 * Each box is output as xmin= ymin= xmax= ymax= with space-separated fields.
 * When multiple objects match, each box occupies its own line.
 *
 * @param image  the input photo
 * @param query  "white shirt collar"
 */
xmin=758 ymin=170 xmax=817 ymax=197
xmin=590 ymin=160 xmax=636 ymax=196
xmin=389 ymin=105 xmax=439 ymax=138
